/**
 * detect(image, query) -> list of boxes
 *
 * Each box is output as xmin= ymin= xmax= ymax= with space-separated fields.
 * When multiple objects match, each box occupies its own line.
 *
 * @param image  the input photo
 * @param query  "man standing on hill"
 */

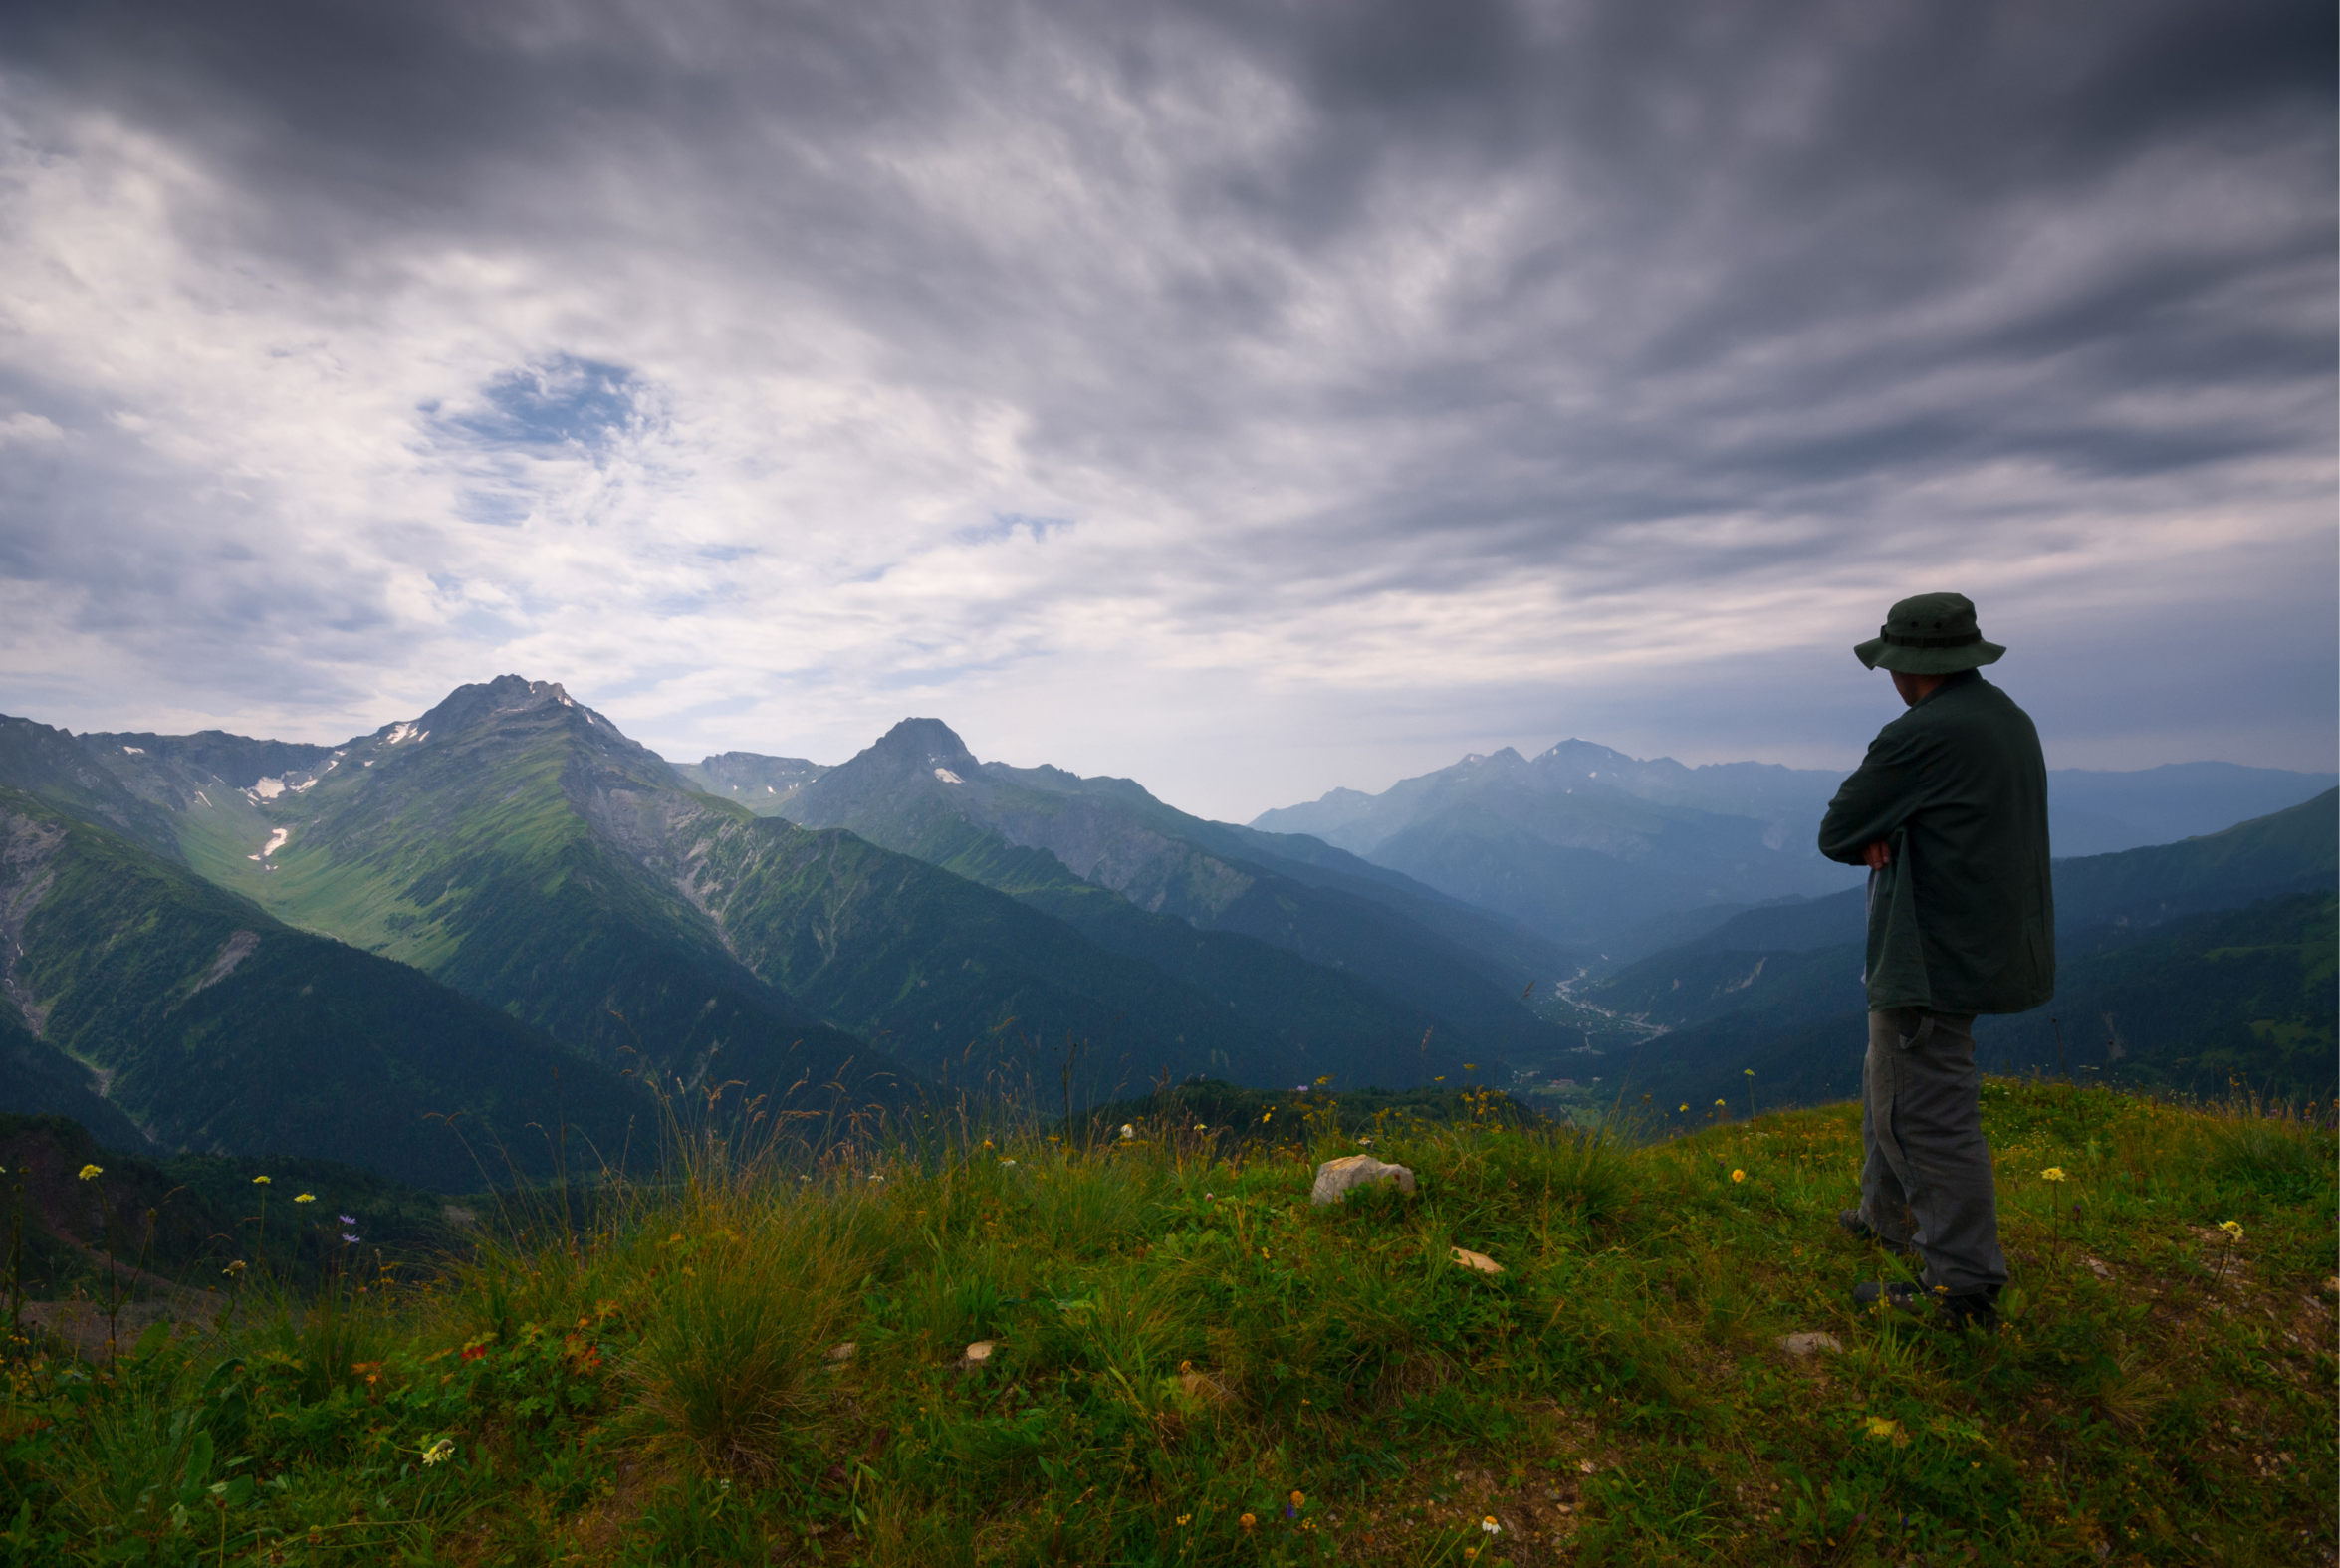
xmin=1818 ymin=592 xmax=2054 ymax=1331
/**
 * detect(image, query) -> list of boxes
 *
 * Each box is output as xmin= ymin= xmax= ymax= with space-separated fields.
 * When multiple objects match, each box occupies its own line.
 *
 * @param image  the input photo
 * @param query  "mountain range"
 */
xmin=1252 ymin=740 xmax=2336 ymax=951
xmin=3 ymin=678 xmax=2329 ymax=1190
xmin=0 ymin=681 xmax=1552 ymax=1183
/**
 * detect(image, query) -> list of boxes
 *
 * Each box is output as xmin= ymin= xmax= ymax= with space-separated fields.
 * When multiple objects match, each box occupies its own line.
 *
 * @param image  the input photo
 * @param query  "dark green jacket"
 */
xmin=1817 ymin=672 xmax=2055 ymax=1014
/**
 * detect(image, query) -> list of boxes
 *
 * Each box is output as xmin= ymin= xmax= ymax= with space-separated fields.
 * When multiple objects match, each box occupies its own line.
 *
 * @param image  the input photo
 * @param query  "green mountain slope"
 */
xmin=980 ymin=759 xmax=1576 ymax=986
xmin=671 ymin=810 xmax=1495 ymax=1095
xmin=0 ymin=714 xmax=184 ymax=852
xmin=779 ymin=720 xmax=1564 ymax=1063
xmin=120 ymin=678 xmax=891 ymax=1107
xmin=0 ymin=787 xmax=649 ymax=1190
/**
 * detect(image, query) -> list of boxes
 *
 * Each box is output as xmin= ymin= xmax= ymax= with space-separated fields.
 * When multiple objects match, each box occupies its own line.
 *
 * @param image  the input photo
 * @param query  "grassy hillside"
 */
xmin=0 ymin=788 xmax=651 ymax=1191
xmin=1 ymin=1081 xmax=2327 ymax=1564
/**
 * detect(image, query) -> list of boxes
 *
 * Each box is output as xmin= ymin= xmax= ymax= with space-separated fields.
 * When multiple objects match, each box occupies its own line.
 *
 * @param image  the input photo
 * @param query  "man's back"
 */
xmin=1817 ymin=669 xmax=2054 ymax=1015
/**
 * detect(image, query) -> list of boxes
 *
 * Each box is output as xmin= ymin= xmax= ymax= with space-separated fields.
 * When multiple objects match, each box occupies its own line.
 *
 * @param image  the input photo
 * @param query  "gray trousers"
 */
xmin=1860 ymin=1008 xmax=2007 ymax=1297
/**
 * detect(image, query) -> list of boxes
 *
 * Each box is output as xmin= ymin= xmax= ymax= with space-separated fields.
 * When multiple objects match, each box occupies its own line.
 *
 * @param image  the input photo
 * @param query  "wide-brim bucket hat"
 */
xmin=1854 ymin=592 xmax=2006 ymax=674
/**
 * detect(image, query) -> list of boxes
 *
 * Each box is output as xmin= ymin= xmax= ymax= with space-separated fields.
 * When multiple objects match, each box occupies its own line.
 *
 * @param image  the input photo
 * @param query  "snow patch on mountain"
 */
xmin=934 ymin=768 xmax=965 ymax=784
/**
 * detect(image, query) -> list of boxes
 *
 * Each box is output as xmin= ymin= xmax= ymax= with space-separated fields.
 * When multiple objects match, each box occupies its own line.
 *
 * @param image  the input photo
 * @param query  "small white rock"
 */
xmin=1778 ymin=1332 xmax=1844 ymax=1358
xmin=1451 ymin=1246 xmax=1504 ymax=1275
xmin=1310 ymin=1154 xmax=1417 ymax=1205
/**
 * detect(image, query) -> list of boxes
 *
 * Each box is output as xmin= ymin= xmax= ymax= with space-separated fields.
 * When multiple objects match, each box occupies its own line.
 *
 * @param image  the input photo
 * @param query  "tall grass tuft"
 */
xmin=626 ymin=1172 xmax=876 ymax=1477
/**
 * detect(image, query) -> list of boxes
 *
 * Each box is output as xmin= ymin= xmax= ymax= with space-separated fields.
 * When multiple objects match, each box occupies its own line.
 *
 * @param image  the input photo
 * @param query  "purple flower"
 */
xmin=339 ymin=1214 xmax=356 ymax=1225
xmin=342 ymin=1232 xmax=361 ymax=1244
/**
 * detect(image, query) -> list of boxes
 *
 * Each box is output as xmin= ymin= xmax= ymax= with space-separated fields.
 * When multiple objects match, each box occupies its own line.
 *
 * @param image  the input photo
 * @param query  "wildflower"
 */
xmin=2039 ymin=1167 xmax=2066 ymax=1183
xmin=1000 ymin=1159 xmax=1017 ymax=1167
xmin=460 ymin=1344 xmax=489 ymax=1362
xmin=1715 ymin=1099 xmax=1727 ymax=1107
xmin=1119 ymin=1123 xmax=1135 ymax=1140
xmin=339 ymin=1214 xmax=356 ymax=1225
xmin=422 ymin=1438 xmax=454 ymax=1466
xmin=2219 ymin=1220 xmax=2244 ymax=1241
xmin=1482 ymin=1515 xmax=1503 ymax=1534
xmin=1195 ymin=1123 xmax=1208 ymax=1131
xmin=1864 ymin=1416 xmax=1905 ymax=1443
xmin=1239 ymin=1513 xmax=1257 ymax=1531
xmin=342 ymin=1232 xmax=361 ymax=1244
xmin=1679 ymin=1104 xmax=1689 ymax=1112
xmin=1744 ymin=1068 xmax=1755 ymax=1077
xmin=1731 ymin=1170 xmax=1747 ymax=1184
xmin=295 ymin=1193 xmax=316 ymax=1204
xmin=77 ymin=1163 xmax=103 ymax=1181
xmin=253 ymin=1175 xmax=271 ymax=1185
xmin=1262 ymin=1110 xmax=1272 ymax=1123
xmin=223 ymin=1260 xmax=247 ymax=1278
xmin=1176 ymin=1515 xmax=1191 ymax=1526
xmin=1463 ymin=1063 xmax=1476 ymax=1071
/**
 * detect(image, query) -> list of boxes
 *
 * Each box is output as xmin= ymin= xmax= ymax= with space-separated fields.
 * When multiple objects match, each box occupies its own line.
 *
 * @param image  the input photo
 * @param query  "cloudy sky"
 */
xmin=0 ymin=0 xmax=2331 ymax=821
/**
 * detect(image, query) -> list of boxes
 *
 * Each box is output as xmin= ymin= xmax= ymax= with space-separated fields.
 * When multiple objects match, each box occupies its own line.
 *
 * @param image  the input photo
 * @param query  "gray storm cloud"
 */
xmin=0 ymin=0 xmax=2330 ymax=818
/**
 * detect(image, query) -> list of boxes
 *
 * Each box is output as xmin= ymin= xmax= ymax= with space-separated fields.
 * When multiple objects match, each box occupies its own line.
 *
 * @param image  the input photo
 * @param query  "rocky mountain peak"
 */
xmin=411 ymin=674 xmax=581 ymax=736
xmin=863 ymin=718 xmax=982 ymax=778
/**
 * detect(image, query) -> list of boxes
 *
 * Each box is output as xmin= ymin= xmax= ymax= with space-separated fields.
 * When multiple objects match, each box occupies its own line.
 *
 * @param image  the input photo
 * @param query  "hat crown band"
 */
xmin=1880 ymin=627 xmax=1982 ymax=649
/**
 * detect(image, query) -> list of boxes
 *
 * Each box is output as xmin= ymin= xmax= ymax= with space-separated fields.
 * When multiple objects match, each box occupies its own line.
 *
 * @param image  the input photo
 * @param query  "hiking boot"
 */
xmin=1854 ymin=1280 xmax=1998 ymax=1332
xmin=1837 ymin=1209 xmax=1917 ymax=1257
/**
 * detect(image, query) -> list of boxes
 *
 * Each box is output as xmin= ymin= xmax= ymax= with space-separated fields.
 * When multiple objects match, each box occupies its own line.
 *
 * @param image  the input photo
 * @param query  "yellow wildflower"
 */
xmin=295 ymin=1193 xmax=316 ymax=1204
xmin=1731 ymin=1169 xmax=1746 ymax=1183
xmin=423 ymin=1438 xmax=454 ymax=1466
xmin=77 ymin=1163 xmax=103 ymax=1181
xmin=2219 ymin=1220 xmax=2244 ymax=1240
xmin=253 ymin=1175 xmax=272 ymax=1186
xmin=2039 ymin=1167 xmax=2066 ymax=1183
xmin=1239 ymin=1513 xmax=1257 ymax=1531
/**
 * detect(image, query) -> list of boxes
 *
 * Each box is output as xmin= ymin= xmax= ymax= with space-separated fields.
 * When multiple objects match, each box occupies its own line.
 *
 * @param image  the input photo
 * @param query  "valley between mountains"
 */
xmin=0 ymin=674 xmax=2330 ymax=1190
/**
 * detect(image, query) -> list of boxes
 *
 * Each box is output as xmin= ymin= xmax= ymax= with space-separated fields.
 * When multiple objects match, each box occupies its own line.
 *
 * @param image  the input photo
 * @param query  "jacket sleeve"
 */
xmin=1817 ymin=727 xmax=1927 ymax=865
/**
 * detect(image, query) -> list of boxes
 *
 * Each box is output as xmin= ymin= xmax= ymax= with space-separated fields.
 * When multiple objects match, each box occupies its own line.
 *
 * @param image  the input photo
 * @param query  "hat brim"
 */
xmin=1854 ymin=637 xmax=2005 ymax=674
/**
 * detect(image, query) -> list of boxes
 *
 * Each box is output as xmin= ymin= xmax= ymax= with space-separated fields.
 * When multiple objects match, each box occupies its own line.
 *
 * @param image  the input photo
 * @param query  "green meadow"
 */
xmin=2 ymin=1079 xmax=2331 ymax=1566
